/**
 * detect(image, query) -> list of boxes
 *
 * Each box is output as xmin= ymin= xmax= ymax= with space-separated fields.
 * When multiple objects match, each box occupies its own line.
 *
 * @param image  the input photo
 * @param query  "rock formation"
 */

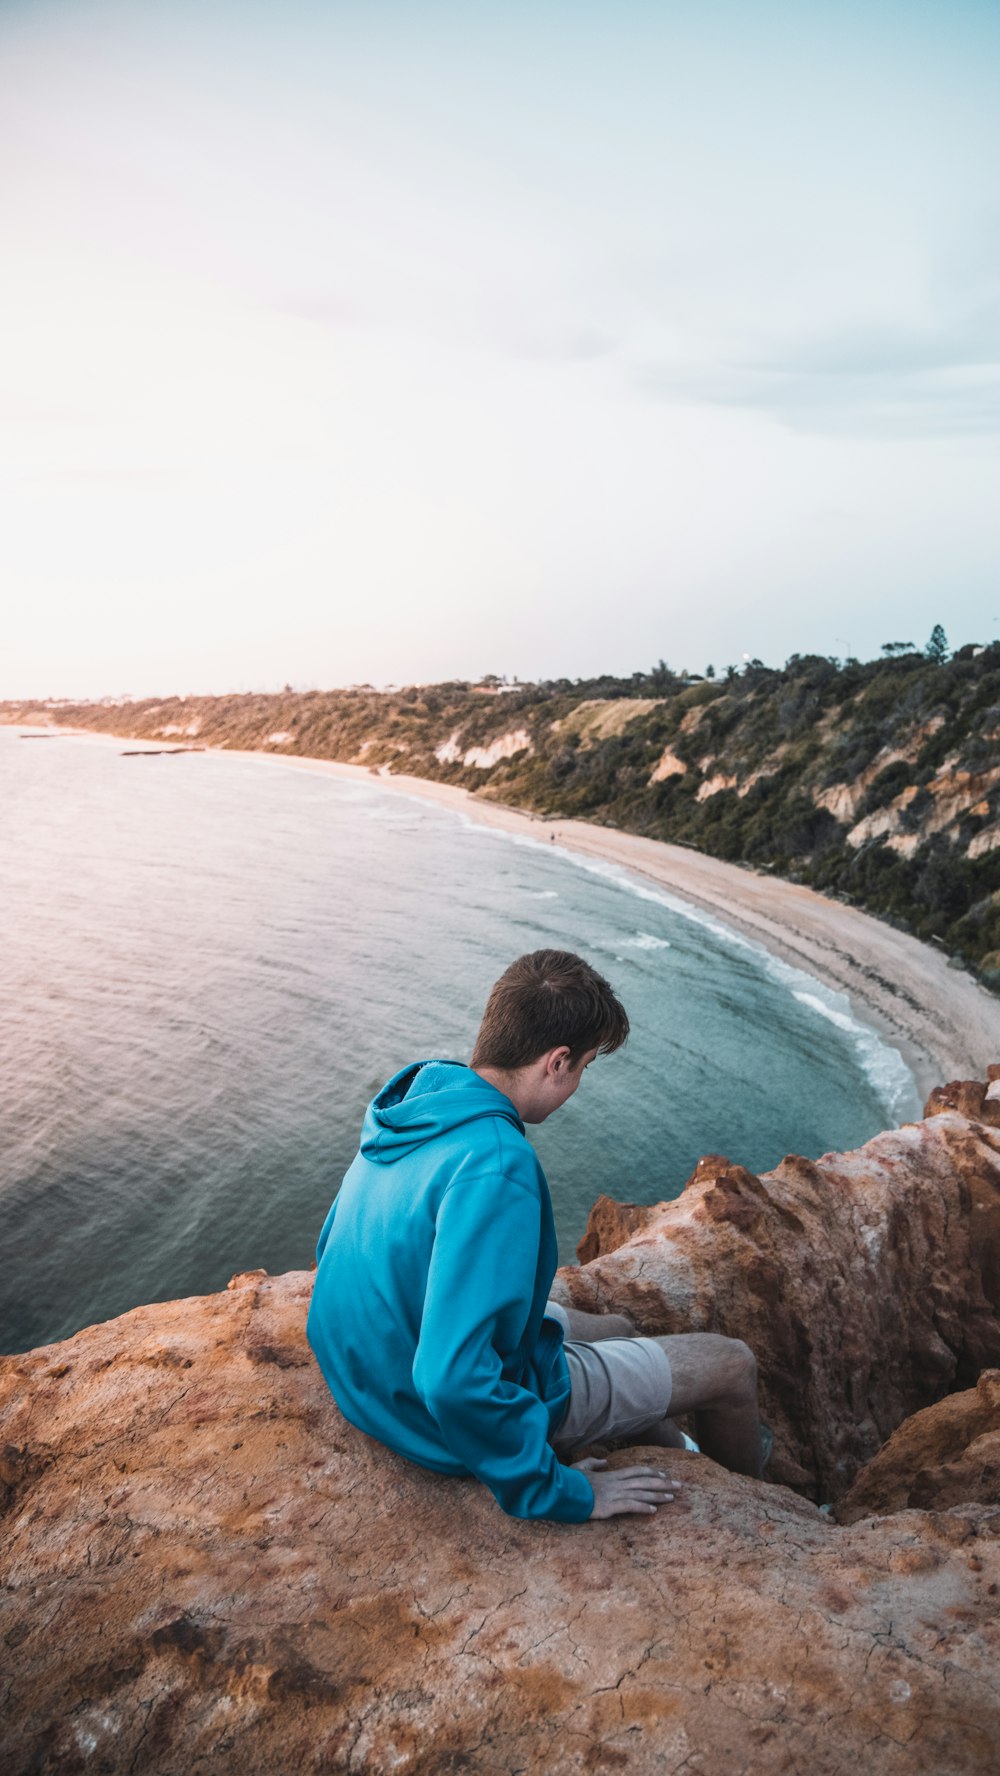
xmin=2 ymin=1267 xmax=999 ymax=1776
xmin=4 ymin=1077 xmax=1000 ymax=1773
xmin=555 ymin=1075 xmax=1000 ymax=1501
xmin=837 ymin=1369 xmax=1000 ymax=1523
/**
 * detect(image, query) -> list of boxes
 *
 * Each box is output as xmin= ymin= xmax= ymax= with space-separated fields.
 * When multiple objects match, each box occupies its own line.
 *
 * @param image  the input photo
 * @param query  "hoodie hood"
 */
xmin=360 ymin=1060 xmax=524 ymax=1163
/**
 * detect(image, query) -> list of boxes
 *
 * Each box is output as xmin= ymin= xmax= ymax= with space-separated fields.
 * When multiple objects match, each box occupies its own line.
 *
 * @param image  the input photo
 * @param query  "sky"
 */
xmin=2 ymin=0 xmax=999 ymax=697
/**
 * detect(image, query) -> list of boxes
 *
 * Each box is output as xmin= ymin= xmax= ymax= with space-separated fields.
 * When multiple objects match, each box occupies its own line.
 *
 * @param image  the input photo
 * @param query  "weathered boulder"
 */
xmin=838 ymin=1370 xmax=1000 ymax=1523
xmin=3 ymin=1269 xmax=1000 ymax=1776
xmin=923 ymin=1063 xmax=1000 ymax=1128
xmin=553 ymin=1081 xmax=1000 ymax=1500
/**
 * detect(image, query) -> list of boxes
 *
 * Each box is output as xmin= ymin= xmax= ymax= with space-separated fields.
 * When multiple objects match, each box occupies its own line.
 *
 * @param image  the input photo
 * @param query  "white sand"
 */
xmin=51 ymin=733 xmax=1000 ymax=1102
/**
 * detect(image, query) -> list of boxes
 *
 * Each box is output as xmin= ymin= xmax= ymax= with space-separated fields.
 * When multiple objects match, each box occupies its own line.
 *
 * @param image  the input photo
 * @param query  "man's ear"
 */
xmin=547 ymin=1046 xmax=572 ymax=1077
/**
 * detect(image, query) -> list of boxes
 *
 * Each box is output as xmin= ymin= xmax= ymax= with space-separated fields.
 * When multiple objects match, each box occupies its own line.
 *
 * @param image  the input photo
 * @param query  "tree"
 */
xmin=705 ymin=664 xmax=716 ymax=679
xmin=881 ymin=641 xmax=917 ymax=657
xmin=925 ymin=624 xmax=949 ymax=665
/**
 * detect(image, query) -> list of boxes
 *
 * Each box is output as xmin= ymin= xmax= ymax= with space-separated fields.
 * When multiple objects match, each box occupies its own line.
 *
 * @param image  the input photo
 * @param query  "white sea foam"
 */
xmin=469 ymin=822 xmax=919 ymax=1124
xmin=592 ymin=861 xmax=917 ymax=1122
xmin=367 ymin=791 xmax=918 ymax=1125
xmin=621 ymin=932 xmax=671 ymax=950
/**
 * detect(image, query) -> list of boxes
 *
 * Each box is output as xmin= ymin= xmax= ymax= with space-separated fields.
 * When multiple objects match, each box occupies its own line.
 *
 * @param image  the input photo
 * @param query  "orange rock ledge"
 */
xmin=3 ymin=1077 xmax=1000 ymax=1774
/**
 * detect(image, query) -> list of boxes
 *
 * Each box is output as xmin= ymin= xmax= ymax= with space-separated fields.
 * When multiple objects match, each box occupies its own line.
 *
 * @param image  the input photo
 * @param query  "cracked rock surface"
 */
xmin=1 ymin=1271 xmax=999 ymax=1774
xmin=3 ymin=1082 xmax=1000 ymax=1774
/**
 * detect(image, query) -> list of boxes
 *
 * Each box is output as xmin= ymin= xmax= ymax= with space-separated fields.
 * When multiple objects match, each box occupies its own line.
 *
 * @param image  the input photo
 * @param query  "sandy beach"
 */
xmin=217 ymin=747 xmax=1000 ymax=1106
xmin=28 ymin=730 xmax=1000 ymax=1104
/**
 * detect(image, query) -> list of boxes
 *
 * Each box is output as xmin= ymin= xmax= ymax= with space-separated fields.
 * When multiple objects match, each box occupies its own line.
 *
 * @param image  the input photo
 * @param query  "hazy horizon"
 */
xmin=1 ymin=628 xmax=988 ymax=708
xmin=3 ymin=0 xmax=998 ymax=698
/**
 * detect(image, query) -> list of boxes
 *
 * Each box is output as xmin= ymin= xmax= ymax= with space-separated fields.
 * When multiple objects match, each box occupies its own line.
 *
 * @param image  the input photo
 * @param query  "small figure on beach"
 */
xmin=308 ymin=950 xmax=764 ymax=1521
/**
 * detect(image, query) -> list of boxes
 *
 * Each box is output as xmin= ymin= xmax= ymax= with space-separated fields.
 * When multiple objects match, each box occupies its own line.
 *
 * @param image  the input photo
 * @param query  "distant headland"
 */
xmin=5 ymin=641 xmax=998 ymax=989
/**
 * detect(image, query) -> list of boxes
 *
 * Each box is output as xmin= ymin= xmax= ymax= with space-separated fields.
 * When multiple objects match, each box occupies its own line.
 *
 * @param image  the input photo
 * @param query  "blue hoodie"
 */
xmin=307 ymin=1060 xmax=594 ymax=1523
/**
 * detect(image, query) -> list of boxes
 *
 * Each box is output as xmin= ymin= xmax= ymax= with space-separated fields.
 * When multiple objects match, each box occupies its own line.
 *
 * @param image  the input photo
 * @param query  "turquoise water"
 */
xmin=0 ymin=728 xmax=919 ymax=1354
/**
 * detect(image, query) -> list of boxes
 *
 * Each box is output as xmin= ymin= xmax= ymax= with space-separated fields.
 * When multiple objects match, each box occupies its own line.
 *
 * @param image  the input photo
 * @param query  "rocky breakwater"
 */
xmin=3 ymin=1082 xmax=1000 ymax=1775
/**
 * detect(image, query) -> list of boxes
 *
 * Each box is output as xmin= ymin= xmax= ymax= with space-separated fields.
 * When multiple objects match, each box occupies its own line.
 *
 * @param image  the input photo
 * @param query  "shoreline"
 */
xmin=19 ymin=726 xmax=1000 ymax=1105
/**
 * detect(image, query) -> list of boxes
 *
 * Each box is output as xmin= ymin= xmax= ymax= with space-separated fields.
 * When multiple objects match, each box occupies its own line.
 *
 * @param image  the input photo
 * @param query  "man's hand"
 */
xmin=573 ymin=1456 xmax=681 ymax=1519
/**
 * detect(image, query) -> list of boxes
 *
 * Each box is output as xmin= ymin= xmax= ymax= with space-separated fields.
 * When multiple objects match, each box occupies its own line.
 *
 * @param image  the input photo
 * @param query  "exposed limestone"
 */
xmin=814 ymin=717 xmax=950 ymax=829
xmin=554 ymin=1079 xmax=1000 ymax=1501
xmin=838 ymin=1370 xmax=1000 ymax=1522
xmin=648 ymin=744 xmax=687 ymax=783
xmin=842 ymin=761 xmax=1000 ymax=851
xmin=813 ymin=747 xmax=916 ymax=827
xmin=433 ymin=730 xmax=462 ymax=764
xmin=847 ymin=784 xmax=920 ymax=849
xmin=695 ymin=772 xmax=739 ymax=802
xmin=886 ymin=831 xmax=922 ymax=857
xmin=3 ymin=1269 xmax=1000 ymax=1776
xmin=462 ymin=728 xmax=533 ymax=769
xmin=970 ymin=823 xmax=1000 ymax=859
xmin=436 ymin=729 xmax=535 ymax=768
xmin=157 ymin=719 xmax=202 ymax=739
xmin=735 ymin=748 xmax=788 ymax=797
xmin=927 ymin=764 xmax=1000 ymax=837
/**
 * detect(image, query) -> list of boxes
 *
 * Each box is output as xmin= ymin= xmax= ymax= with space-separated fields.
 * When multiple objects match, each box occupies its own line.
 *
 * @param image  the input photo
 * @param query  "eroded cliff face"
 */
xmin=559 ymin=1075 xmax=1000 ymax=1501
xmin=837 ymin=1370 xmax=1000 ymax=1523
xmin=3 ymin=1082 xmax=1000 ymax=1775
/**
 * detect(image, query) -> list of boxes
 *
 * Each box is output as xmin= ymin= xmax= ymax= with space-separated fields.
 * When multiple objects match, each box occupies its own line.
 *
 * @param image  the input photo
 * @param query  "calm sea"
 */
xmin=0 ymin=728 xmax=919 ymax=1354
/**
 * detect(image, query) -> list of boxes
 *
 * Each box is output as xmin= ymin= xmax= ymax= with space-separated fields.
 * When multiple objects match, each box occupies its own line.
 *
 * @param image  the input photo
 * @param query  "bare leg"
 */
xmin=560 ymin=1305 xmax=636 ymax=1342
xmin=649 ymin=1333 xmax=762 ymax=1476
xmin=644 ymin=1417 xmax=688 ymax=1449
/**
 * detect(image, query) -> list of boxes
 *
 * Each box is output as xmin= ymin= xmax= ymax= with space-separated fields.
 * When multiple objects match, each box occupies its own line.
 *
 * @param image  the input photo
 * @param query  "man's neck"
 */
xmin=472 ymin=1060 xmax=552 ymax=1125
xmin=473 ymin=1064 xmax=522 ymax=1112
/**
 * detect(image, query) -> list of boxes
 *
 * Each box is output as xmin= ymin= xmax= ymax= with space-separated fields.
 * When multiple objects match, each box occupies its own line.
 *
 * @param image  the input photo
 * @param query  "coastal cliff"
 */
xmin=4 ymin=640 xmax=1000 ymax=980
xmin=3 ymin=1077 xmax=1000 ymax=1774
xmin=556 ymin=1068 xmax=1000 ymax=1500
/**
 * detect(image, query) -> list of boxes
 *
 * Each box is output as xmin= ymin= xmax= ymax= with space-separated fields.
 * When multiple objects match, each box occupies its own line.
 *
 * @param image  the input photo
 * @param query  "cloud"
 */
xmin=635 ymin=294 xmax=1000 ymax=439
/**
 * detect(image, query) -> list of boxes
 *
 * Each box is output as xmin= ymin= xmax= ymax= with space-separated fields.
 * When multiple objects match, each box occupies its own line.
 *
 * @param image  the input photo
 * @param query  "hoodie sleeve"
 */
xmin=315 ymin=1193 xmax=338 ymax=1264
xmin=410 ymin=1170 xmax=594 ymax=1524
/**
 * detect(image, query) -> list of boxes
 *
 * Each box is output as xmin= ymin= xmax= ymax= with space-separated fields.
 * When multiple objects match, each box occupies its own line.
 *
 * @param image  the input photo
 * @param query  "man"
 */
xmin=308 ymin=949 xmax=763 ymax=1523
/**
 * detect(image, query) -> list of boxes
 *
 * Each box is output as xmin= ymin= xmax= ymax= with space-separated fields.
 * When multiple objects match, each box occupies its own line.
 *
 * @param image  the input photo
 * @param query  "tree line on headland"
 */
xmin=5 ymin=632 xmax=1000 ymax=983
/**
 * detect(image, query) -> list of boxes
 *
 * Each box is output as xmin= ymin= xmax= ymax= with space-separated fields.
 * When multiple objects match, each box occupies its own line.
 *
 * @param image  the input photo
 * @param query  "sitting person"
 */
xmin=307 ymin=949 xmax=764 ymax=1522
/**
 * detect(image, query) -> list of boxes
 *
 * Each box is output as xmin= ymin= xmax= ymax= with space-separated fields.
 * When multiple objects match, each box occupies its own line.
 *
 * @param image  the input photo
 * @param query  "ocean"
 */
xmin=0 ymin=727 xmax=919 ymax=1354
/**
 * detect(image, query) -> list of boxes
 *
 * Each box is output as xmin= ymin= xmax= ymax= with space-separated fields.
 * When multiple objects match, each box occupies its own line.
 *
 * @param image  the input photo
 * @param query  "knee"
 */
xmin=715 ymin=1337 xmax=757 ymax=1405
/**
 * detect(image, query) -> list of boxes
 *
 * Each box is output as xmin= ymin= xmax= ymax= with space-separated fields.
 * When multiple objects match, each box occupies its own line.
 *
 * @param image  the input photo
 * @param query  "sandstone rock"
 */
xmin=575 ymin=1193 xmax=657 ymax=1263
xmin=838 ymin=1371 xmax=1000 ymax=1523
xmin=923 ymin=1068 xmax=1000 ymax=1127
xmin=3 ymin=1271 xmax=1000 ymax=1776
xmin=553 ymin=1088 xmax=1000 ymax=1500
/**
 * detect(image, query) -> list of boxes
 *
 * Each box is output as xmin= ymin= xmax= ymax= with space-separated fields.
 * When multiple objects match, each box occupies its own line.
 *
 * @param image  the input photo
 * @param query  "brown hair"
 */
xmin=471 ymin=949 xmax=629 ymax=1072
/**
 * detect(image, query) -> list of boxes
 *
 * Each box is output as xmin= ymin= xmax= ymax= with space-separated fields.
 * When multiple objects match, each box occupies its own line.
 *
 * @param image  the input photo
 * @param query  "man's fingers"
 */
xmin=617 ymin=1466 xmax=683 ymax=1485
xmin=585 ymin=1462 xmax=688 ymax=1519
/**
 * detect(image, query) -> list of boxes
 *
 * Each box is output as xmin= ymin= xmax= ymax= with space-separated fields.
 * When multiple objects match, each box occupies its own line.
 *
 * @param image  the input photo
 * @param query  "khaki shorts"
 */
xmin=546 ymin=1306 xmax=673 ymax=1455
